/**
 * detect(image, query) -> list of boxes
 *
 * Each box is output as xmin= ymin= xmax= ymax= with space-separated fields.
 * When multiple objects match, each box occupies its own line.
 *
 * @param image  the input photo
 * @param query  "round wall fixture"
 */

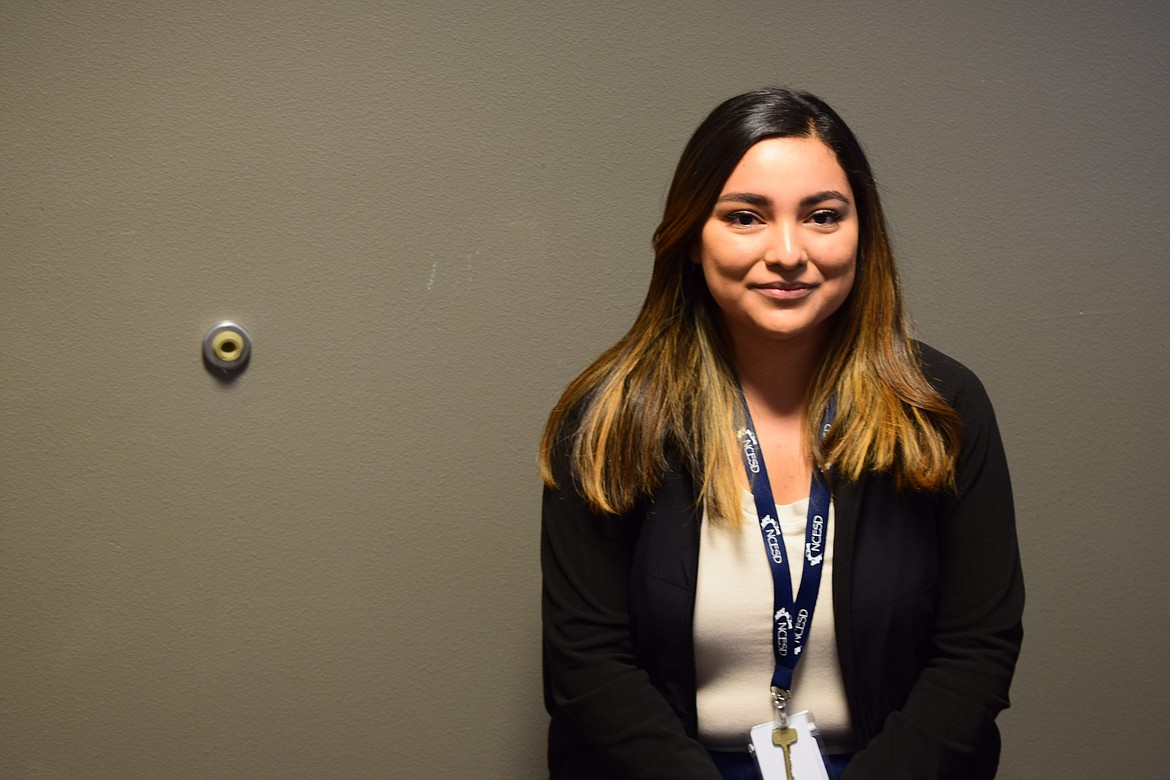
xmin=203 ymin=322 xmax=252 ymax=374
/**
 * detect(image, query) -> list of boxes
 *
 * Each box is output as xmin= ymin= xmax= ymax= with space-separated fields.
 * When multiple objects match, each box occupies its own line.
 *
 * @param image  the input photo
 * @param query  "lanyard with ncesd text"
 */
xmin=736 ymin=389 xmax=835 ymax=724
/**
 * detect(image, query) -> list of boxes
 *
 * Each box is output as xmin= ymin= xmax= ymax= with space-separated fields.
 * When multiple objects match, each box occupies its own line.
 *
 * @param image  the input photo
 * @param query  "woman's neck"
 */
xmin=730 ymin=329 xmax=827 ymax=419
xmin=728 ymin=327 xmax=830 ymax=504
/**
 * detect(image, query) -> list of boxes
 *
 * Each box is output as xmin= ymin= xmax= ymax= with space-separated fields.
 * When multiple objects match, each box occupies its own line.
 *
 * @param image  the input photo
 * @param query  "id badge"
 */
xmin=747 ymin=710 xmax=830 ymax=780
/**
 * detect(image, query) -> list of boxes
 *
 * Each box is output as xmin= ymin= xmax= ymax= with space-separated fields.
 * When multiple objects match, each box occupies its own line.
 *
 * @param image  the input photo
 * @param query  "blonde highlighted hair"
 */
xmin=539 ymin=88 xmax=960 ymax=524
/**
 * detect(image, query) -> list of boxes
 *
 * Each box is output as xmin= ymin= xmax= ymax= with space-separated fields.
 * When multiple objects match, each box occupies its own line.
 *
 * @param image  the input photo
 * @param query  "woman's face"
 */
xmin=697 ymin=136 xmax=858 ymax=354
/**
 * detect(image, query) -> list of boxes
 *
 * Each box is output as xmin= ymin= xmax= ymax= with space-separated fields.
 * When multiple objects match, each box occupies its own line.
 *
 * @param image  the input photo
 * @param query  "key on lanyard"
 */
xmin=772 ymin=724 xmax=797 ymax=780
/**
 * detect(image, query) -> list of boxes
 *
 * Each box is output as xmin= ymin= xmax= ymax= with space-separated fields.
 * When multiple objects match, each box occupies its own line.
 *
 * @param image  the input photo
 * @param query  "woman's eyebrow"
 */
xmin=715 ymin=192 xmax=771 ymax=206
xmin=715 ymin=190 xmax=852 ymax=207
xmin=800 ymin=190 xmax=852 ymax=207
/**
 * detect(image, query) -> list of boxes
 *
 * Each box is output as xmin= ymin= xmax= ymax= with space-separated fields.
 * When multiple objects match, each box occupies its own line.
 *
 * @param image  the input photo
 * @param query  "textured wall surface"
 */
xmin=2 ymin=1 xmax=1167 ymax=777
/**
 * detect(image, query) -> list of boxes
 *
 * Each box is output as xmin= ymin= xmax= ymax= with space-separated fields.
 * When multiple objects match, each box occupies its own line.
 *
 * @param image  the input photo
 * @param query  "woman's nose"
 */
xmin=764 ymin=222 xmax=804 ymax=268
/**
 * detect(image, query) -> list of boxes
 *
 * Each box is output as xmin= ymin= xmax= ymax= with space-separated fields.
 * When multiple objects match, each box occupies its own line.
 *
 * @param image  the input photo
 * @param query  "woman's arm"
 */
xmin=542 ymin=446 xmax=723 ymax=780
xmin=845 ymin=350 xmax=1025 ymax=779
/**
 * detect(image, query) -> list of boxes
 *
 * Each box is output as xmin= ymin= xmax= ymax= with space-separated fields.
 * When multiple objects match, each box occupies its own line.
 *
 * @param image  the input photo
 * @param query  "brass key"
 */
xmin=772 ymin=725 xmax=797 ymax=780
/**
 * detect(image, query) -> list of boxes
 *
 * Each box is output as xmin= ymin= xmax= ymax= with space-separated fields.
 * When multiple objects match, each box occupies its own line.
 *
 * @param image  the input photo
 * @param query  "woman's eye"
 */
xmin=726 ymin=211 xmax=759 ymax=227
xmin=809 ymin=209 xmax=842 ymax=226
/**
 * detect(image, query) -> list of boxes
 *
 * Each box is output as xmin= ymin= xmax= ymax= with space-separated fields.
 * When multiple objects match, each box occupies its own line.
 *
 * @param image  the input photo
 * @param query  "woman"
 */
xmin=539 ymin=88 xmax=1023 ymax=780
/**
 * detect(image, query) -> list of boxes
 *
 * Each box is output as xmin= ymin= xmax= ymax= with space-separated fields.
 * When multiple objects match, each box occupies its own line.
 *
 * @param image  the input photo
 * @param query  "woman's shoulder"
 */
xmin=914 ymin=341 xmax=996 ymax=421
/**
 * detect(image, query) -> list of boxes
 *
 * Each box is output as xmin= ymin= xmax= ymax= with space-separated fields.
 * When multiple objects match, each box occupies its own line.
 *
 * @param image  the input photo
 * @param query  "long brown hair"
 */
xmin=539 ymin=88 xmax=960 ymax=524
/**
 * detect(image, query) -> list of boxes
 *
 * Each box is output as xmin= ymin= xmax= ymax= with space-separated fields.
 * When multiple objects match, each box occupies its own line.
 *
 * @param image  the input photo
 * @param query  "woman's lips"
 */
xmin=753 ymin=283 xmax=816 ymax=300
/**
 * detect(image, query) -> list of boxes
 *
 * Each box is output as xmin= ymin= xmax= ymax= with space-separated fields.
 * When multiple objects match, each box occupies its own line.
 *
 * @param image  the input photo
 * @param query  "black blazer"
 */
xmin=542 ymin=345 xmax=1024 ymax=779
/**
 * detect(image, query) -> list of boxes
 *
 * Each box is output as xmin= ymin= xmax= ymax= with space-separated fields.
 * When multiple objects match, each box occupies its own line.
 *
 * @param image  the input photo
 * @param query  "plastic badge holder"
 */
xmin=748 ymin=710 xmax=830 ymax=780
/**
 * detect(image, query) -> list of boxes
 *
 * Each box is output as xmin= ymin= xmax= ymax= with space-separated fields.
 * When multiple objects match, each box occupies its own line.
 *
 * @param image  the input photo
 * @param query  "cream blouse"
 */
xmin=693 ymin=491 xmax=856 ymax=753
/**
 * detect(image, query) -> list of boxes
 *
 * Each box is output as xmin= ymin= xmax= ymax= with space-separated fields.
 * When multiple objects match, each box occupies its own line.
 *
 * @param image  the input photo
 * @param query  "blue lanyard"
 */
xmin=736 ymin=391 xmax=835 ymax=696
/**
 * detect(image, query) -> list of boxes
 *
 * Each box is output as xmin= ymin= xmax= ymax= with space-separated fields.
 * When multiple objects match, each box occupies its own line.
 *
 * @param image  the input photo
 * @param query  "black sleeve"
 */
xmin=845 ymin=349 xmax=1025 ymax=779
xmin=541 ymin=442 xmax=723 ymax=780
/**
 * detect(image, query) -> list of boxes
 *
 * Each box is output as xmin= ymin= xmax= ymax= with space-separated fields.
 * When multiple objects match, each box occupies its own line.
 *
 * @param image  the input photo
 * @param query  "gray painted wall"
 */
xmin=2 ymin=1 xmax=1166 ymax=777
